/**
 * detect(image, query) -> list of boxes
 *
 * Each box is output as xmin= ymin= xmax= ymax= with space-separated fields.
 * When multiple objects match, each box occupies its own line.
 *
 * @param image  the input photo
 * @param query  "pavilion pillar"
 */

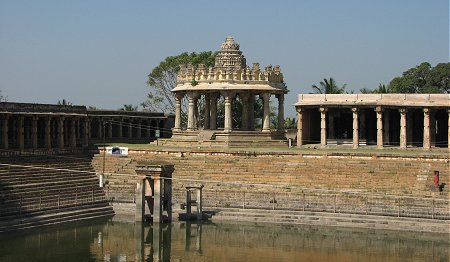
xmin=210 ymin=93 xmax=218 ymax=130
xmin=136 ymin=120 xmax=142 ymax=139
xmin=107 ymin=120 xmax=113 ymax=139
xmin=296 ymin=107 xmax=303 ymax=147
xmin=118 ymin=118 xmax=123 ymax=138
xmin=383 ymin=110 xmax=390 ymax=146
xmin=277 ymin=94 xmax=285 ymax=132
xmin=174 ymin=93 xmax=182 ymax=131
xmin=262 ymin=93 xmax=271 ymax=132
xmin=448 ymin=109 xmax=450 ymax=150
xmin=248 ymin=94 xmax=255 ymax=131
xmin=423 ymin=108 xmax=430 ymax=150
xmin=70 ymin=118 xmax=77 ymax=147
xmin=399 ymin=108 xmax=407 ymax=149
xmin=241 ymin=93 xmax=249 ymax=131
xmin=2 ymin=115 xmax=9 ymax=149
xmin=83 ymin=119 xmax=89 ymax=147
xmin=204 ymin=93 xmax=211 ymax=130
xmin=45 ymin=117 xmax=51 ymax=148
xmin=97 ymin=119 xmax=103 ymax=139
xmin=17 ymin=115 xmax=24 ymax=150
xmin=187 ymin=92 xmax=196 ymax=131
xmin=224 ymin=92 xmax=233 ymax=132
xmin=375 ymin=106 xmax=383 ymax=149
xmin=328 ymin=112 xmax=335 ymax=139
xmin=31 ymin=116 xmax=38 ymax=149
xmin=352 ymin=107 xmax=359 ymax=149
xmin=320 ymin=107 xmax=327 ymax=147
xmin=58 ymin=117 xmax=64 ymax=149
xmin=127 ymin=119 xmax=133 ymax=138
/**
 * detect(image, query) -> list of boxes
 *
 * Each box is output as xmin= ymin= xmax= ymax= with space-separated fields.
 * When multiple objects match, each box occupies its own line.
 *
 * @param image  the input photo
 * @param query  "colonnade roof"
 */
xmin=295 ymin=94 xmax=450 ymax=108
xmin=0 ymin=102 xmax=86 ymax=115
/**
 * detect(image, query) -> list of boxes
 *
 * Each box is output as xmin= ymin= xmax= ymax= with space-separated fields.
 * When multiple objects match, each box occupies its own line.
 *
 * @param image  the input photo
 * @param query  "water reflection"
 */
xmin=0 ymin=218 xmax=448 ymax=262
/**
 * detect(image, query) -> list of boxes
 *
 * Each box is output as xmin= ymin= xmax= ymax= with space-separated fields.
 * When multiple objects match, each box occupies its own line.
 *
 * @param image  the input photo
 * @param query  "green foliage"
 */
xmin=312 ymin=78 xmax=346 ymax=94
xmin=284 ymin=117 xmax=297 ymax=129
xmin=120 ymin=104 xmax=138 ymax=111
xmin=143 ymin=51 xmax=217 ymax=113
xmin=57 ymin=99 xmax=72 ymax=105
xmin=360 ymin=84 xmax=390 ymax=94
xmin=389 ymin=62 xmax=449 ymax=93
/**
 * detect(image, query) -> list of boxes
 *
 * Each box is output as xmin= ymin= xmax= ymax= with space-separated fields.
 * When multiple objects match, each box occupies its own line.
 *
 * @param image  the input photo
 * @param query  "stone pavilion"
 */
xmin=164 ymin=36 xmax=289 ymax=147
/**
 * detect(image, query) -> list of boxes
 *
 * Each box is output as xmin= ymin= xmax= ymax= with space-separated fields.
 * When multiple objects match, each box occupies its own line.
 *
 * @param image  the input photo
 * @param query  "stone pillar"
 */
xmin=383 ymin=110 xmax=390 ymax=146
xmin=2 ymin=115 xmax=8 ymax=149
xmin=118 ymin=118 xmax=123 ymax=138
xmin=58 ymin=117 xmax=64 ymax=149
xmin=352 ymin=107 xmax=359 ymax=149
xmin=17 ymin=116 xmax=24 ymax=150
xmin=107 ymin=120 xmax=113 ymax=139
xmin=127 ymin=119 xmax=132 ymax=138
xmin=174 ymin=93 xmax=182 ymax=131
xmin=70 ymin=119 xmax=77 ymax=147
xmin=328 ymin=112 xmax=335 ymax=139
xmin=241 ymin=93 xmax=249 ymax=131
xmin=375 ymin=106 xmax=383 ymax=149
xmin=224 ymin=92 xmax=232 ymax=132
xmin=277 ymin=94 xmax=285 ymax=132
xmin=262 ymin=93 xmax=271 ymax=132
xmin=83 ymin=119 xmax=89 ymax=147
xmin=210 ymin=93 xmax=218 ymax=130
xmin=423 ymin=108 xmax=430 ymax=150
xmin=204 ymin=93 xmax=210 ymax=130
xmin=296 ymin=107 xmax=303 ymax=147
xmin=248 ymin=94 xmax=255 ymax=131
xmin=97 ymin=119 xmax=102 ymax=139
xmin=136 ymin=120 xmax=141 ymax=139
xmin=187 ymin=92 xmax=196 ymax=131
xmin=448 ymin=109 xmax=450 ymax=150
xmin=31 ymin=116 xmax=38 ymax=149
xmin=399 ymin=108 xmax=407 ymax=149
xmin=45 ymin=117 xmax=51 ymax=148
xmin=320 ymin=107 xmax=327 ymax=147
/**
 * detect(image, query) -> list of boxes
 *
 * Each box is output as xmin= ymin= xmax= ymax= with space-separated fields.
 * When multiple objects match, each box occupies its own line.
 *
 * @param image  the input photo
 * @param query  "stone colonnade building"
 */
xmin=169 ymin=36 xmax=288 ymax=146
xmin=295 ymin=94 xmax=450 ymax=150
xmin=0 ymin=102 xmax=172 ymax=152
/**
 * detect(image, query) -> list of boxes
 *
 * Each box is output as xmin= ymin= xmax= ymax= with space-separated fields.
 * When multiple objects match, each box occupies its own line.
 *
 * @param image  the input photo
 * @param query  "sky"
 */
xmin=0 ymin=0 xmax=449 ymax=117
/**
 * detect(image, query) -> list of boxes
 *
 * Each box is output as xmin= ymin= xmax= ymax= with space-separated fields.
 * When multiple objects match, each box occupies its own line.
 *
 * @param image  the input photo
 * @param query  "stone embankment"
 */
xmin=91 ymin=149 xmax=449 ymax=232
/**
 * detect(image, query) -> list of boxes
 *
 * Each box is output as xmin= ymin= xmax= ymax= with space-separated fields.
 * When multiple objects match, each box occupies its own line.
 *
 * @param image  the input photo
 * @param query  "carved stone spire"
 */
xmin=214 ymin=36 xmax=247 ymax=70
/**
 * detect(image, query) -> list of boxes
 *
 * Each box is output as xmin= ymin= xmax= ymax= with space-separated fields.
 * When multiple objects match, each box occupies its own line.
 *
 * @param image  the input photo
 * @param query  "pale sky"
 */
xmin=0 ymin=0 xmax=448 ymax=117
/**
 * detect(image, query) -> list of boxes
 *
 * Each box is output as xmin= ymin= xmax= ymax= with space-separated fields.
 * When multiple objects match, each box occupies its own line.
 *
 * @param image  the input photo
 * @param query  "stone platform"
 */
xmin=157 ymin=130 xmax=287 ymax=148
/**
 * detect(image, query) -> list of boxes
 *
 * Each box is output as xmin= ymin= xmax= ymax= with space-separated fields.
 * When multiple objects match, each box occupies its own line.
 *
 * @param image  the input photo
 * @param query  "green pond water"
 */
xmin=0 ymin=218 xmax=448 ymax=262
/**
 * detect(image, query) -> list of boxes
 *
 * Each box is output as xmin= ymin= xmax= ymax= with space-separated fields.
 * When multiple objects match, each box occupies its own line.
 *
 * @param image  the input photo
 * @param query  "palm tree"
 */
xmin=312 ymin=78 xmax=346 ymax=94
xmin=57 ymin=99 xmax=72 ymax=105
xmin=120 ymin=104 xmax=138 ymax=111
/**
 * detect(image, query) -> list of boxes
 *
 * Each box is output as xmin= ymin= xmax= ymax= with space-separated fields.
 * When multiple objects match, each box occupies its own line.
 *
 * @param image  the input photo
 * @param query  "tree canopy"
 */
xmin=142 ymin=51 xmax=216 ymax=113
xmin=312 ymin=78 xmax=346 ymax=94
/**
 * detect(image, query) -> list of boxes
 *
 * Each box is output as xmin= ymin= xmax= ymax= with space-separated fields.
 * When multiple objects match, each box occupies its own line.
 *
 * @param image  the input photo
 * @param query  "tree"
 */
xmin=360 ymin=84 xmax=390 ymax=94
xmin=57 ymin=99 xmax=72 ymax=105
xmin=0 ymin=90 xmax=7 ymax=102
xmin=120 ymin=104 xmax=138 ymax=111
xmin=312 ymin=78 xmax=346 ymax=94
xmin=143 ymin=51 xmax=216 ymax=113
xmin=284 ymin=117 xmax=297 ymax=129
xmin=388 ymin=62 xmax=450 ymax=93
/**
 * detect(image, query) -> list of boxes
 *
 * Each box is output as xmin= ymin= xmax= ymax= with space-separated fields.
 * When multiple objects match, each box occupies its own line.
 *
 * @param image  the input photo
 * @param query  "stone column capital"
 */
xmin=399 ymin=108 xmax=407 ymax=114
xmin=351 ymin=107 xmax=359 ymax=113
xmin=296 ymin=106 xmax=303 ymax=113
xmin=423 ymin=107 xmax=430 ymax=114
xmin=375 ymin=106 xmax=383 ymax=113
xmin=319 ymin=107 xmax=327 ymax=113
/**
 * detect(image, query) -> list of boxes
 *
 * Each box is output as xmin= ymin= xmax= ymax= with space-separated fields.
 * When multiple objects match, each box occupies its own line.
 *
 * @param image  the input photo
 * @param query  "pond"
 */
xmin=0 ymin=218 xmax=448 ymax=262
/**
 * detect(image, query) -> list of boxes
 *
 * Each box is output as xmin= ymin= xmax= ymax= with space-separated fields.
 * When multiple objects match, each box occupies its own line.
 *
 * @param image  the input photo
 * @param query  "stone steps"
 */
xmin=210 ymin=208 xmax=450 ymax=233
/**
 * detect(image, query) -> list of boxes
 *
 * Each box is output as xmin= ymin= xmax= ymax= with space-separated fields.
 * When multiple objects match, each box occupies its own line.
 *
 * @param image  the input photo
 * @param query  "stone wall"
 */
xmin=92 ymin=149 xmax=449 ymax=219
